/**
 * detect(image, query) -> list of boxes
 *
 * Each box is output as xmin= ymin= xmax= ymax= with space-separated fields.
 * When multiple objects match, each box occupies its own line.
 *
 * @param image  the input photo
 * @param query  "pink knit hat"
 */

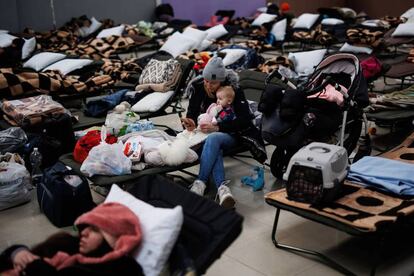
xmin=47 ymin=202 xmax=141 ymax=270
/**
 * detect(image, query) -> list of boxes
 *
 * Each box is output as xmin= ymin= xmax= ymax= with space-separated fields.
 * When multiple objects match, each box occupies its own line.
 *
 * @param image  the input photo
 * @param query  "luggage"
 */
xmin=37 ymin=162 xmax=95 ymax=227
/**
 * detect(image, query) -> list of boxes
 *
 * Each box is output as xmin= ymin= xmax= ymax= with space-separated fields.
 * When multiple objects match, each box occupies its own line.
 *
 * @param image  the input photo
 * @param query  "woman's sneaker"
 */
xmin=190 ymin=180 xmax=206 ymax=196
xmin=217 ymin=183 xmax=235 ymax=209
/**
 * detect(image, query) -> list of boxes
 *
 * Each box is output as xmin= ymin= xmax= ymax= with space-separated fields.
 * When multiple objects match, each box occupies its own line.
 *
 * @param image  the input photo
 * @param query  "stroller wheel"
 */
xmin=270 ymin=147 xmax=292 ymax=179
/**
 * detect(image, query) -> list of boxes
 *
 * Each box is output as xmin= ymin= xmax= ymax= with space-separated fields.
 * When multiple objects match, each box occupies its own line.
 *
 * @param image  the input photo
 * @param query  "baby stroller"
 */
xmin=259 ymin=53 xmax=370 ymax=178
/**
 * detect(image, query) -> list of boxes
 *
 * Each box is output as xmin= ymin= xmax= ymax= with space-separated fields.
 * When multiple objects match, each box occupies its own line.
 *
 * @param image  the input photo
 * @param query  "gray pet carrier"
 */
xmin=283 ymin=142 xmax=348 ymax=204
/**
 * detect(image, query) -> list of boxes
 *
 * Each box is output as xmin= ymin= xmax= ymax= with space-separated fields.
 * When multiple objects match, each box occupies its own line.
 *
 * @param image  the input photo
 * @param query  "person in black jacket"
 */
xmin=181 ymin=57 xmax=266 ymax=208
xmin=0 ymin=202 xmax=144 ymax=276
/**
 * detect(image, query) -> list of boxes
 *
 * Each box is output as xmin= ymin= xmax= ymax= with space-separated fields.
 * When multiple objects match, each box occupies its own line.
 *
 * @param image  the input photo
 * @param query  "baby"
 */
xmin=178 ymin=86 xmax=236 ymax=147
xmin=198 ymin=85 xmax=236 ymax=125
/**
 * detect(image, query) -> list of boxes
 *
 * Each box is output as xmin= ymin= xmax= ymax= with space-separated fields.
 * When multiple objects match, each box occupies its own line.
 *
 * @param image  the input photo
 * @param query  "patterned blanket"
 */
xmin=346 ymin=28 xmax=384 ymax=48
xmin=0 ymin=68 xmax=114 ymax=98
xmin=293 ymin=25 xmax=335 ymax=45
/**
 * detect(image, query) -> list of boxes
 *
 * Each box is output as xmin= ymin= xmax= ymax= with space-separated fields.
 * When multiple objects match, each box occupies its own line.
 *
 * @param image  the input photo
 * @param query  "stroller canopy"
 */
xmin=307 ymin=53 xmax=369 ymax=107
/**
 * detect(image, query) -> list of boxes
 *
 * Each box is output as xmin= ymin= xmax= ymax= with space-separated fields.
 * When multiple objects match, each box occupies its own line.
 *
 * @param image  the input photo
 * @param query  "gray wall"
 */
xmin=0 ymin=0 xmax=157 ymax=32
xmin=0 ymin=0 xmax=19 ymax=32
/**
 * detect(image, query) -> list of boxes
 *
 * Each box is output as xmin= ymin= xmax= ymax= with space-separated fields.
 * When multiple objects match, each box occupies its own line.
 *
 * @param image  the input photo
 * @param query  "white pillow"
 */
xmin=321 ymin=18 xmax=344 ymax=25
xmin=198 ymin=39 xmax=213 ymax=51
xmin=288 ymin=49 xmax=327 ymax=76
xmin=0 ymin=33 xmax=17 ymax=48
xmin=160 ymin=32 xmax=195 ymax=58
xmin=131 ymin=90 xmax=174 ymax=112
xmin=361 ymin=19 xmax=381 ymax=28
xmin=42 ymin=58 xmax=93 ymax=76
xmin=97 ymin=24 xmax=125 ymax=38
xmin=205 ymin=24 xmax=228 ymax=40
xmin=182 ymin=27 xmax=208 ymax=49
xmin=251 ymin=13 xmax=277 ymax=26
xmin=0 ymin=30 xmax=8 ymax=34
xmin=105 ymin=184 xmax=184 ymax=276
xmin=401 ymin=7 xmax=414 ymax=20
xmin=220 ymin=48 xmax=247 ymax=66
xmin=79 ymin=17 xmax=102 ymax=37
xmin=293 ymin=13 xmax=320 ymax=29
xmin=270 ymin=19 xmax=287 ymax=41
xmin=23 ymin=52 xmax=66 ymax=71
xmin=391 ymin=22 xmax=414 ymax=37
xmin=339 ymin=42 xmax=372 ymax=54
xmin=21 ymin=37 xmax=36 ymax=60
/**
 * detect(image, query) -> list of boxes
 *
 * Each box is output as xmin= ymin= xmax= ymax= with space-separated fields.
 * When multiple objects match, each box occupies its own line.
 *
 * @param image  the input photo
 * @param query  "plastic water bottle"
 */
xmin=30 ymin=147 xmax=43 ymax=186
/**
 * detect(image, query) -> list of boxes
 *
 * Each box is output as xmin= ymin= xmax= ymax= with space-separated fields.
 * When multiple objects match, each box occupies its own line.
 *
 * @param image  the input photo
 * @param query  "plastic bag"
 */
xmin=80 ymin=127 xmax=132 ymax=177
xmin=105 ymin=111 xmax=140 ymax=135
xmin=0 ymin=162 xmax=32 ymax=211
xmin=0 ymin=127 xmax=27 ymax=154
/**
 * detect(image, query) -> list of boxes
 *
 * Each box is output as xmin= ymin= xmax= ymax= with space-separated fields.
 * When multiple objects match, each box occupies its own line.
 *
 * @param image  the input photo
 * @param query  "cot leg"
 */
xmin=271 ymin=208 xmax=358 ymax=276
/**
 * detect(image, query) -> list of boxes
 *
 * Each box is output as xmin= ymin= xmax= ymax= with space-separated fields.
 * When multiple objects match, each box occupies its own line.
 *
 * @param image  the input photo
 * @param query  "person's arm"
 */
xmin=217 ymin=88 xmax=253 ymax=133
xmin=185 ymin=83 xmax=204 ymax=125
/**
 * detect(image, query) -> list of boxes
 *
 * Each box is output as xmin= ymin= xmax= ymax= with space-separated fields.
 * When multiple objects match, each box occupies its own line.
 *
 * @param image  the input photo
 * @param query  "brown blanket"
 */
xmin=0 ymin=68 xmax=114 ymax=98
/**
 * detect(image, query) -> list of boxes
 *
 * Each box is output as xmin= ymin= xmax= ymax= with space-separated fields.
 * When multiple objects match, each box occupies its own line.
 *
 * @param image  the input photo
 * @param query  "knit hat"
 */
xmin=46 ymin=202 xmax=141 ymax=270
xmin=203 ymin=56 xmax=226 ymax=81
xmin=280 ymin=2 xmax=290 ymax=12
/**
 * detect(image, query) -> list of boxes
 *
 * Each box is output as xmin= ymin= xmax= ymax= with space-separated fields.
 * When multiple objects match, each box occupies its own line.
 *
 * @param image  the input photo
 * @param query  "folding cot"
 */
xmin=70 ymin=57 xmax=194 ymax=131
xmin=265 ymin=132 xmax=414 ymax=275
xmin=126 ymin=174 xmax=243 ymax=275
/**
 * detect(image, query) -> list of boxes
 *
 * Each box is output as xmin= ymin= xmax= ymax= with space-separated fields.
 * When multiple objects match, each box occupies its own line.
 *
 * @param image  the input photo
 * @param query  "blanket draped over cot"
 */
xmin=0 ymin=68 xmax=114 ymax=97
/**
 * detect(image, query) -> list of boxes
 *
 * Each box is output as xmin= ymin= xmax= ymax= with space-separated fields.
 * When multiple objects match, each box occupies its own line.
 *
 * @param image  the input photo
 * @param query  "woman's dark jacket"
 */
xmin=186 ymin=78 xmax=267 ymax=163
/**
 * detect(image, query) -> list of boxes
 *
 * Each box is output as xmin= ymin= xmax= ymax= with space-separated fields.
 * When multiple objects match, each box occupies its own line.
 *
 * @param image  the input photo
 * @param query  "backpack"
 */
xmin=37 ymin=162 xmax=95 ymax=227
xmin=360 ymin=56 xmax=382 ymax=81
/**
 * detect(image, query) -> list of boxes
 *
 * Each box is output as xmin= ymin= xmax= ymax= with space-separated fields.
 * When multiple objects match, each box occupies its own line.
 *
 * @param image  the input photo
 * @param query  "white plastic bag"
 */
xmin=81 ymin=127 xmax=132 ymax=177
xmin=0 ymin=162 xmax=32 ymax=211
xmin=105 ymin=110 xmax=140 ymax=135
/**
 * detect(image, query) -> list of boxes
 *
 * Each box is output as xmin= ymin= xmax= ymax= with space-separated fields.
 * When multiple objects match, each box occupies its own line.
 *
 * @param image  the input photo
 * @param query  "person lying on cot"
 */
xmin=0 ymin=202 xmax=144 ymax=276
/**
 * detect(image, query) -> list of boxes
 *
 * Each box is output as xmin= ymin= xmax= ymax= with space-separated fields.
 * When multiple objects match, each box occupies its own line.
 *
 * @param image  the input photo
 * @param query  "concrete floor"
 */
xmin=1 ymin=75 xmax=414 ymax=275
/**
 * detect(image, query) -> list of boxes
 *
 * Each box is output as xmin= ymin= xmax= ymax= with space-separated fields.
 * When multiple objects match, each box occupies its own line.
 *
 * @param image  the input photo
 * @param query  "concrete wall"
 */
xmin=346 ymin=0 xmax=412 ymax=18
xmin=0 ymin=0 xmax=157 ymax=32
xmin=1 ymin=0 xmax=412 ymax=33
xmin=163 ymin=0 xmax=265 ymax=26
xmin=0 ymin=0 xmax=20 ymax=32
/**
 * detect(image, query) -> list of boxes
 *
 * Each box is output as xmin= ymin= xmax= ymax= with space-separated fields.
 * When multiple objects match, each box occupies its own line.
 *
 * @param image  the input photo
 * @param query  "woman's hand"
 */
xmin=181 ymin=118 xmax=196 ymax=131
xmin=13 ymin=249 xmax=39 ymax=272
xmin=199 ymin=122 xmax=219 ymax=134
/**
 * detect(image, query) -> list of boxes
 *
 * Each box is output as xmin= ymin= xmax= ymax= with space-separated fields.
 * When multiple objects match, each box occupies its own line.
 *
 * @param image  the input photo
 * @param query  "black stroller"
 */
xmin=259 ymin=53 xmax=370 ymax=178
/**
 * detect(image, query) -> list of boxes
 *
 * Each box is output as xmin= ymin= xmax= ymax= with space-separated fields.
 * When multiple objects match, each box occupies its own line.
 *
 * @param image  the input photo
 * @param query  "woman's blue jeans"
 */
xmin=198 ymin=132 xmax=237 ymax=188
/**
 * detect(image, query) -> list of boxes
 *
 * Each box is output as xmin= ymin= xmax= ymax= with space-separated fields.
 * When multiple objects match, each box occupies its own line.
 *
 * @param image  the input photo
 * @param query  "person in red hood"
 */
xmin=0 ymin=202 xmax=144 ymax=276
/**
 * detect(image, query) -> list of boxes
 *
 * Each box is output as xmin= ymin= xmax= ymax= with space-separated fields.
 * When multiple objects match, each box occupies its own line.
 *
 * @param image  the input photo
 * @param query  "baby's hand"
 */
xmin=13 ymin=249 xmax=39 ymax=272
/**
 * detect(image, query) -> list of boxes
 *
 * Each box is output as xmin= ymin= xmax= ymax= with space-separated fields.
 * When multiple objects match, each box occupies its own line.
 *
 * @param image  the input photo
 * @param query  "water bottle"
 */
xmin=30 ymin=147 xmax=43 ymax=186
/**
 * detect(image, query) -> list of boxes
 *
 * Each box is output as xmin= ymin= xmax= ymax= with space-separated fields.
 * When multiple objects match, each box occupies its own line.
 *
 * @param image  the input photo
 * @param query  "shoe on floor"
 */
xmin=190 ymin=179 xmax=206 ymax=196
xmin=217 ymin=183 xmax=235 ymax=209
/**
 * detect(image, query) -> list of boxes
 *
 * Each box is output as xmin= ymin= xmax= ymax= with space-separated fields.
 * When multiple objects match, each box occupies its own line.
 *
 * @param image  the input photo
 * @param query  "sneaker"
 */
xmin=217 ymin=183 xmax=235 ymax=209
xmin=190 ymin=180 xmax=206 ymax=196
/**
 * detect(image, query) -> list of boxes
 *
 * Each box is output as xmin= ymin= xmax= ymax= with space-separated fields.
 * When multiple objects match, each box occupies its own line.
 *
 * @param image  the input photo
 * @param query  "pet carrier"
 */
xmin=283 ymin=142 xmax=348 ymax=204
